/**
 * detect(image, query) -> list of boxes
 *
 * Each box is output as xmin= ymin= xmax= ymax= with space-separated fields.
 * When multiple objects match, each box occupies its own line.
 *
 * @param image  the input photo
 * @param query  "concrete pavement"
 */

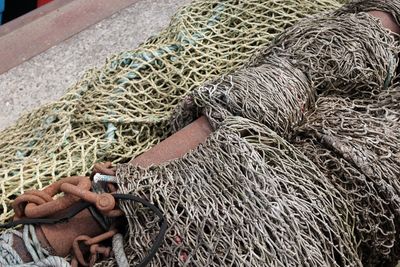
xmin=0 ymin=0 xmax=192 ymax=130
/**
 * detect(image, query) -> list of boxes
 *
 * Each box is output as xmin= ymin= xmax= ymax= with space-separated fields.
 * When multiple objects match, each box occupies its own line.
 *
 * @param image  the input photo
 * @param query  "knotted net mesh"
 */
xmin=293 ymin=88 xmax=400 ymax=266
xmin=111 ymin=117 xmax=360 ymax=266
xmin=0 ymin=0 xmax=345 ymax=223
xmin=99 ymin=3 xmax=400 ymax=266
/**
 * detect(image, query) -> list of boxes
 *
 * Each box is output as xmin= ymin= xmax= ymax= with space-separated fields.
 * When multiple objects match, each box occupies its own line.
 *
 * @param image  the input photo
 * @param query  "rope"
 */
xmin=0 ymin=225 xmax=69 ymax=267
xmin=14 ymin=256 xmax=70 ymax=267
xmin=112 ymin=234 xmax=129 ymax=267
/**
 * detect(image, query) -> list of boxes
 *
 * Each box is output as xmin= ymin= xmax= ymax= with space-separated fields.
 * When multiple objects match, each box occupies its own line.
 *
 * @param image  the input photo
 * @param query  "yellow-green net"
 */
xmin=0 ymin=0 xmax=345 ymax=223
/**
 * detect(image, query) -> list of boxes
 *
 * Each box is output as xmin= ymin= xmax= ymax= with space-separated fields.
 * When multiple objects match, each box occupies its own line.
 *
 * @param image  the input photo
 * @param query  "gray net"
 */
xmin=293 ymin=88 xmax=400 ymax=266
xmin=171 ymin=56 xmax=314 ymax=139
xmin=99 ymin=2 xmax=400 ymax=266
xmin=247 ymin=12 xmax=399 ymax=97
xmin=112 ymin=116 xmax=360 ymax=266
xmin=335 ymin=0 xmax=400 ymax=25
xmin=171 ymin=11 xmax=399 ymax=136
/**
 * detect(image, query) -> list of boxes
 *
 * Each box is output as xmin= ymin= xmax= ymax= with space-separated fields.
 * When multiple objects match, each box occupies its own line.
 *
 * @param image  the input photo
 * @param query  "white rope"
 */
xmin=93 ymin=173 xmax=117 ymax=183
xmin=0 ymin=225 xmax=70 ymax=267
xmin=112 ymin=233 xmax=129 ymax=267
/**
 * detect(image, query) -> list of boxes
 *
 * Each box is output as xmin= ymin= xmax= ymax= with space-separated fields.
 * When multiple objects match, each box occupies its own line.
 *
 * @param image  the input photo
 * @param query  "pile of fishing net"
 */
xmin=95 ymin=2 xmax=400 ymax=266
xmin=2 ymin=0 xmax=400 ymax=266
xmin=0 ymin=0 xmax=345 ymax=224
xmin=112 ymin=117 xmax=360 ymax=266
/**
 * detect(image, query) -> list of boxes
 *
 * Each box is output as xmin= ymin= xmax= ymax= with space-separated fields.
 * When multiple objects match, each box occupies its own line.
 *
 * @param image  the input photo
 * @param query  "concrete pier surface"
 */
xmin=0 ymin=0 xmax=192 ymax=131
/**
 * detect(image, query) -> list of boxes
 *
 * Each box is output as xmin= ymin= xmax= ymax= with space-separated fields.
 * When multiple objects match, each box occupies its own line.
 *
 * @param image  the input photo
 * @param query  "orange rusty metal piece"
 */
xmin=102 ymin=209 xmax=124 ymax=218
xmin=130 ymin=116 xmax=213 ymax=167
xmin=24 ymin=176 xmax=91 ymax=218
xmin=85 ymin=228 xmax=118 ymax=245
xmin=12 ymin=176 xmax=91 ymax=219
xmin=12 ymin=194 xmax=48 ymax=218
xmin=72 ymin=235 xmax=92 ymax=266
xmin=11 ymin=176 xmax=107 ymax=259
xmin=23 ymin=189 xmax=54 ymax=202
xmin=72 ymin=228 xmax=118 ymax=266
xmin=60 ymin=183 xmax=115 ymax=213
xmin=11 ymin=172 xmax=123 ymax=262
xmin=40 ymin=207 xmax=104 ymax=257
xmin=92 ymin=162 xmax=116 ymax=177
xmin=89 ymin=244 xmax=112 ymax=266
xmin=71 ymin=257 xmax=80 ymax=267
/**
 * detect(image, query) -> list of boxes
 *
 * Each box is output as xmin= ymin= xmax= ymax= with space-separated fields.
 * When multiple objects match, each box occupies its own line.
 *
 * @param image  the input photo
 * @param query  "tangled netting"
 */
xmin=172 ymin=10 xmax=399 ymax=134
xmin=293 ymin=88 xmax=400 ymax=266
xmin=0 ymin=0 xmax=345 ymax=224
xmin=112 ymin=117 xmax=360 ymax=266
xmin=335 ymin=0 xmax=400 ymax=24
xmin=248 ymin=11 xmax=398 ymax=97
xmin=98 ymin=3 xmax=400 ymax=266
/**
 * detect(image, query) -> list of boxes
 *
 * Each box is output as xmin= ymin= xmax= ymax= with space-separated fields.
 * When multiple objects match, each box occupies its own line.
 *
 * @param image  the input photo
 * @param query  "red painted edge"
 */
xmin=0 ymin=0 xmax=140 ymax=74
xmin=37 ymin=0 xmax=53 ymax=7
xmin=0 ymin=0 xmax=75 ymax=37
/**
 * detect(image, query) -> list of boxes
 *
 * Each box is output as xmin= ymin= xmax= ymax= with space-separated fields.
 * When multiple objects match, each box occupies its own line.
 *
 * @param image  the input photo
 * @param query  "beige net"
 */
xmin=0 ymin=0 xmax=345 ymax=223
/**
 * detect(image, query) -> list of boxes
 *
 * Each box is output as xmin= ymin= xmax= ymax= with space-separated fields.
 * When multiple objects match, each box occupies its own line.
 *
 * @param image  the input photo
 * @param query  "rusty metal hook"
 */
xmin=72 ymin=228 xmax=118 ymax=266
xmin=13 ymin=176 xmax=92 ymax=219
xmin=60 ymin=183 xmax=115 ymax=213
xmin=89 ymin=244 xmax=112 ymax=266
xmin=91 ymin=162 xmax=116 ymax=178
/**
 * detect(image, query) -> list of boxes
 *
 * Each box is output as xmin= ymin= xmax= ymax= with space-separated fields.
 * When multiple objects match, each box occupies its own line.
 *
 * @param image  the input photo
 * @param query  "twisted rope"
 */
xmin=0 ymin=225 xmax=69 ymax=267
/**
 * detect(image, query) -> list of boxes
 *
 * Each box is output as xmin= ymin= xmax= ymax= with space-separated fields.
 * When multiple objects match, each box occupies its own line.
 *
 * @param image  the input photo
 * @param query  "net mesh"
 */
xmin=0 ymin=0 xmax=345 ymax=224
xmin=101 ymin=3 xmax=400 ymax=266
xmin=293 ymin=88 xmax=400 ymax=266
xmin=109 ymin=117 xmax=360 ymax=266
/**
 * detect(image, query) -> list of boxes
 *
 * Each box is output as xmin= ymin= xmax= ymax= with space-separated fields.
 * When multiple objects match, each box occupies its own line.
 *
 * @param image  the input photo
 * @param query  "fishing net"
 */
xmin=97 ymin=4 xmax=400 ymax=266
xmin=335 ymin=0 xmax=400 ymax=24
xmin=293 ymin=88 xmax=400 ymax=266
xmin=248 ymin=12 xmax=398 ymax=97
xmin=2 ymin=0 xmax=400 ymax=265
xmin=107 ymin=116 xmax=360 ymax=266
xmin=172 ymin=10 xmax=399 ymax=133
xmin=171 ymin=56 xmax=314 ymax=139
xmin=0 ymin=0 xmax=345 ymax=224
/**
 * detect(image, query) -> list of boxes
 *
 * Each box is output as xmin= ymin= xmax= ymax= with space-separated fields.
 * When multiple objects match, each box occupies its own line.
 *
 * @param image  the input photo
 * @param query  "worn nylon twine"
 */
xmin=293 ymin=88 xmax=400 ymax=266
xmin=110 ymin=117 xmax=359 ymax=266
xmin=0 ymin=0 xmax=345 ymax=224
xmin=95 ymin=2 xmax=400 ymax=267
